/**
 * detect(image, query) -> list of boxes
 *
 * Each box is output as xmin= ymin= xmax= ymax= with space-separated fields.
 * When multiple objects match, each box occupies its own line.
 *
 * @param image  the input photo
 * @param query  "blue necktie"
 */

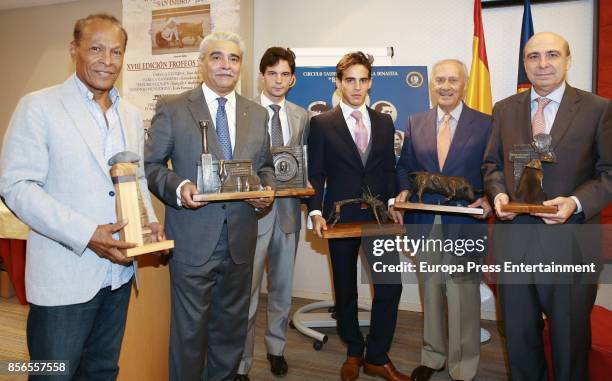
xmin=215 ymin=97 xmax=233 ymax=160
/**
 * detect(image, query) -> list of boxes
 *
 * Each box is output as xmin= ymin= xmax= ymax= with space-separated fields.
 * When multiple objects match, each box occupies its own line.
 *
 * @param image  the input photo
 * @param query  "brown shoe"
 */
xmin=364 ymin=361 xmax=412 ymax=381
xmin=340 ymin=356 xmax=363 ymax=381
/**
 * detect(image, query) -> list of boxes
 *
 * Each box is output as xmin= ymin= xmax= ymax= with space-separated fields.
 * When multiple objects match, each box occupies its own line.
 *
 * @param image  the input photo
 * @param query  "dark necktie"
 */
xmin=216 ymin=97 xmax=232 ymax=160
xmin=269 ymin=104 xmax=284 ymax=147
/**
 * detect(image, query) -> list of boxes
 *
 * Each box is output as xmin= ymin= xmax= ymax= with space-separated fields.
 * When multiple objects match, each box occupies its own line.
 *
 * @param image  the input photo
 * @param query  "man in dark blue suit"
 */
xmin=308 ymin=52 xmax=410 ymax=381
xmin=393 ymin=59 xmax=492 ymax=381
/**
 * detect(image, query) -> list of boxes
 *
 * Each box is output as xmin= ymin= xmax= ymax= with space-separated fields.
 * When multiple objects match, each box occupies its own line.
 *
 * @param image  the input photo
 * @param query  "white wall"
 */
xmin=253 ymin=0 xmax=611 ymax=316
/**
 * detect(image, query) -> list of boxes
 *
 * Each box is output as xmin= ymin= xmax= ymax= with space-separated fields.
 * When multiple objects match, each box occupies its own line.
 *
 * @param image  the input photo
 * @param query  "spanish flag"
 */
xmin=517 ymin=0 xmax=535 ymax=92
xmin=466 ymin=0 xmax=493 ymax=115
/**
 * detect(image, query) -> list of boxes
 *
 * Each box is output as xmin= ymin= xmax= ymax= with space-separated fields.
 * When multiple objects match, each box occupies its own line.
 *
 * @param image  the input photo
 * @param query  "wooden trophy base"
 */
xmin=192 ymin=190 xmax=275 ymax=202
xmin=394 ymin=202 xmax=484 ymax=215
xmin=275 ymin=187 xmax=315 ymax=198
xmin=123 ymin=240 xmax=175 ymax=257
xmin=323 ymin=221 xmax=406 ymax=239
xmin=501 ymin=202 xmax=557 ymax=214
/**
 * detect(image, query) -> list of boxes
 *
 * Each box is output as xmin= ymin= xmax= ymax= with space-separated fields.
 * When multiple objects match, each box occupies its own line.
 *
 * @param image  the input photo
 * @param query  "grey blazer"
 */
xmin=254 ymin=97 xmax=309 ymax=234
xmin=144 ymin=87 xmax=275 ymax=266
xmin=0 ymin=74 xmax=157 ymax=306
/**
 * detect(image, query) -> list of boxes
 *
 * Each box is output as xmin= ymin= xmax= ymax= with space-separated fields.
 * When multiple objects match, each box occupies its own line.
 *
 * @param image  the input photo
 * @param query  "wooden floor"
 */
xmin=0 ymin=295 xmax=509 ymax=381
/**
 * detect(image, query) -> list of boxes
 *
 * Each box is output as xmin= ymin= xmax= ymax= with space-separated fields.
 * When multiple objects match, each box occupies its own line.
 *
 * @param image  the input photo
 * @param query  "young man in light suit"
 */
xmin=144 ymin=32 xmax=275 ymax=381
xmin=0 ymin=14 xmax=164 ymax=379
xmin=235 ymin=47 xmax=309 ymax=381
xmin=393 ymin=59 xmax=492 ymax=381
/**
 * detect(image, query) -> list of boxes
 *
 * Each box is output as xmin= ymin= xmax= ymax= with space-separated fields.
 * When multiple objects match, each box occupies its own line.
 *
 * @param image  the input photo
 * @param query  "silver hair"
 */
xmin=198 ymin=31 xmax=245 ymax=61
xmin=431 ymin=59 xmax=469 ymax=81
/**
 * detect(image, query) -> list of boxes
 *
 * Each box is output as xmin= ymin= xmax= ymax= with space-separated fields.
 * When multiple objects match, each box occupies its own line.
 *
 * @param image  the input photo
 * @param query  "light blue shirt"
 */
xmin=74 ymin=74 xmax=134 ymax=290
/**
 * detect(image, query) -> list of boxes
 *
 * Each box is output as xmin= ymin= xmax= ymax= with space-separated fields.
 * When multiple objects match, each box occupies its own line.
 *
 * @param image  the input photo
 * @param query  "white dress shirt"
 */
xmin=176 ymin=84 xmax=238 ymax=205
xmin=261 ymin=93 xmax=291 ymax=146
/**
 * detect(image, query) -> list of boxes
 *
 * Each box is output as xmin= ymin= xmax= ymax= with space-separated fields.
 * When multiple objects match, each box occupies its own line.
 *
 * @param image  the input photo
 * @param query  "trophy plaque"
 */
xmin=322 ymin=221 xmax=406 ymax=239
xmin=271 ymin=145 xmax=313 ymax=198
xmin=502 ymin=133 xmax=557 ymax=214
xmin=193 ymin=120 xmax=274 ymax=202
xmin=393 ymin=172 xmax=484 ymax=215
xmin=197 ymin=120 xmax=221 ymax=193
xmin=109 ymin=152 xmax=174 ymax=257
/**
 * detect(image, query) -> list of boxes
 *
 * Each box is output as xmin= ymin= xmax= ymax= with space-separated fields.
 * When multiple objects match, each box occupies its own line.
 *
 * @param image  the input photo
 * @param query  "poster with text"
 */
xmin=122 ymin=0 xmax=240 ymax=130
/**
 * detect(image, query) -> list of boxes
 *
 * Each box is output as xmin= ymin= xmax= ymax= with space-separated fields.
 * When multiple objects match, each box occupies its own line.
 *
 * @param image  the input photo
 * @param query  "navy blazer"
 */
xmin=397 ymin=103 xmax=491 ymax=225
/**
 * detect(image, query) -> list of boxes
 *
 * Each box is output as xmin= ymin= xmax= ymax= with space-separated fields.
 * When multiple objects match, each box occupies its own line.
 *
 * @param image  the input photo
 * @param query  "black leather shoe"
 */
xmin=233 ymin=375 xmax=250 ymax=381
xmin=410 ymin=365 xmax=443 ymax=381
xmin=267 ymin=353 xmax=288 ymax=377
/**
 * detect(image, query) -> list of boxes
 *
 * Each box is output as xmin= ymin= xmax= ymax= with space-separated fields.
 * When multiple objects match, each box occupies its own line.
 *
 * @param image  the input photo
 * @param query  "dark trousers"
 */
xmin=499 ymin=281 xmax=597 ymax=381
xmin=328 ymin=237 xmax=402 ymax=365
xmin=169 ymin=223 xmax=254 ymax=381
xmin=27 ymin=280 xmax=132 ymax=381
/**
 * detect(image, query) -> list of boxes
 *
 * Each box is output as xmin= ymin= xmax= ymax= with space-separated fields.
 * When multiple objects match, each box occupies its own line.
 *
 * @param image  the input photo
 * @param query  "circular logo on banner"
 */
xmin=274 ymin=152 xmax=298 ymax=182
xmin=406 ymin=71 xmax=424 ymax=88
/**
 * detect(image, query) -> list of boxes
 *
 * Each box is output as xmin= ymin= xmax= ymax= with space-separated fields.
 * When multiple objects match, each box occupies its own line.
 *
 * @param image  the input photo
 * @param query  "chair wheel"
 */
xmin=331 ymin=312 xmax=337 ymax=320
xmin=328 ymin=306 xmax=336 ymax=313
xmin=313 ymin=340 xmax=324 ymax=351
xmin=289 ymin=320 xmax=295 ymax=329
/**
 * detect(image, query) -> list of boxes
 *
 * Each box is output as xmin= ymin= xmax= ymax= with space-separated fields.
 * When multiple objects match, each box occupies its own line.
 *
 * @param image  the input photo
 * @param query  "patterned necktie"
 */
xmin=437 ymin=113 xmax=451 ymax=170
xmin=351 ymin=110 xmax=368 ymax=154
xmin=269 ymin=104 xmax=284 ymax=147
xmin=216 ymin=97 xmax=232 ymax=160
xmin=532 ymin=97 xmax=551 ymax=136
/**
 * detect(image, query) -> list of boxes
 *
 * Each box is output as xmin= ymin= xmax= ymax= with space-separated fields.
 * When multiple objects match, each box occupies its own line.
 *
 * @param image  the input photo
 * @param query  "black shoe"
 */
xmin=233 ymin=375 xmax=250 ymax=381
xmin=410 ymin=365 xmax=443 ymax=381
xmin=267 ymin=353 xmax=288 ymax=377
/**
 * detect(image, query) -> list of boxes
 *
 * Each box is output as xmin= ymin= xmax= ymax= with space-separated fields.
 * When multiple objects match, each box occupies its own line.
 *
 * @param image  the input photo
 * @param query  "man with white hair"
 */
xmin=393 ymin=59 xmax=492 ymax=381
xmin=145 ymin=31 xmax=275 ymax=381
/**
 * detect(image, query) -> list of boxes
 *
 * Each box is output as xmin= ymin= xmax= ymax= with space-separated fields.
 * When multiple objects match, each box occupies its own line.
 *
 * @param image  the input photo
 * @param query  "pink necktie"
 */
xmin=437 ymin=113 xmax=451 ymax=170
xmin=351 ymin=110 xmax=368 ymax=154
xmin=532 ymin=97 xmax=551 ymax=136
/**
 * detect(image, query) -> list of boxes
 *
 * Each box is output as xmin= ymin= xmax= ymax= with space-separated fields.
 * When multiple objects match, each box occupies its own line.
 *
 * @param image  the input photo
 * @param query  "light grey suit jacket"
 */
xmin=254 ymin=97 xmax=309 ymax=235
xmin=144 ymin=86 xmax=275 ymax=266
xmin=0 ymin=74 xmax=157 ymax=306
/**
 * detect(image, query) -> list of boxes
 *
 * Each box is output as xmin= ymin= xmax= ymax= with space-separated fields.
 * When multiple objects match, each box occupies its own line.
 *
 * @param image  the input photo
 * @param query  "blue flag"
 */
xmin=517 ymin=0 xmax=534 ymax=93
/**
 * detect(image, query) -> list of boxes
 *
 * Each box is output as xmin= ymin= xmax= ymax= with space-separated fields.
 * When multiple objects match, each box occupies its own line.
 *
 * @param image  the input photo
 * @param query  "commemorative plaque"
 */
xmin=271 ymin=145 xmax=313 ymax=198
xmin=193 ymin=120 xmax=273 ymax=202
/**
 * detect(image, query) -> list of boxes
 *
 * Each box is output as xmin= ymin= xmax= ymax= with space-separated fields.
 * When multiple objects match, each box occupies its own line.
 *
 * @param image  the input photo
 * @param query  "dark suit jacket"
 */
xmin=482 ymin=84 xmax=611 ymax=263
xmin=397 ymin=104 xmax=492 ymax=225
xmin=144 ymin=86 xmax=275 ymax=266
xmin=307 ymin=105 xmax=396 ymax=222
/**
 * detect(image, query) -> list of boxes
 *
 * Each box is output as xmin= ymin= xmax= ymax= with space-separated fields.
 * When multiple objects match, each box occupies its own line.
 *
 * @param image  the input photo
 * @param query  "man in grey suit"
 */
xmin=483 ymin=32 xmax=611 ymax=380
xmin=0 ymin=14 xmax=163 ymax=379
xmin=235 ymin=47 xmax=309 ymax=381
xmin=144 ymin=32 xmax=275 ymax=381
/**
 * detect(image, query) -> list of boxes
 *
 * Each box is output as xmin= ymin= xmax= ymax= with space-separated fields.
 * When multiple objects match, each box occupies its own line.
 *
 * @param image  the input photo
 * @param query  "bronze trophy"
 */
xmin=502 ymin=133 xmax=557 ymax=214
xmin=393 ymin=172 xmax=484 ymax=216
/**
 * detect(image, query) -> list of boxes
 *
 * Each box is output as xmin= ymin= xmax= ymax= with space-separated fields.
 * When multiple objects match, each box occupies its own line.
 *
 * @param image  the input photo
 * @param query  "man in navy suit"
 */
xmin=308 ymin=52 xmax=409 ymax=381
xmin=393 ymin=59 xmax=492 ymax=381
